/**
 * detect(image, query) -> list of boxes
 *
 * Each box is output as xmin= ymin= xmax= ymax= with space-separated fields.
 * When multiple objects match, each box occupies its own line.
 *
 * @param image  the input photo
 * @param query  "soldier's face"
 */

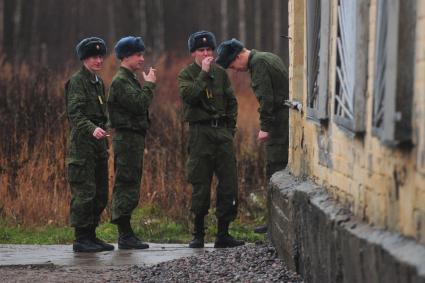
xmin=83 ymin=55 xmax=104 ymax=73
xmin=228 ymin=55 xmax=248 ymax=72
xmin=192 ymin=47 xmax=214 ymax=65
xmin=124 ymin=52 xmax=145 ymax=72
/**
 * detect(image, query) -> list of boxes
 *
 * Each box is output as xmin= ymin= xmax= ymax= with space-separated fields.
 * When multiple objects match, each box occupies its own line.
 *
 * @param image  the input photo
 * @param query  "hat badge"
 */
xmin=202 ymin=37 xmax=207 ymax=43
xmin=96 ymin=44 xmax=100 ymax=50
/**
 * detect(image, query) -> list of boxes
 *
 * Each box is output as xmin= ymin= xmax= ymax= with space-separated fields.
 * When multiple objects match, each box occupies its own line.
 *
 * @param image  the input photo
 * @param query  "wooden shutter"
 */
xmin=372 ymin=0 xmax=416 ymax=146
xmin=307 ymin=0 xmax=330 ymax=122
xmin=334 ymin=0 xmax=369 ymax=134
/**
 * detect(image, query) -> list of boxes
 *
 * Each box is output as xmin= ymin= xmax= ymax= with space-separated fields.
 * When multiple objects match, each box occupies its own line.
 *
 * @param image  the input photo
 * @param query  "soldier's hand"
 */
xmin=257 ymin=130 xmax=269 ymax=143
xmin=93 ymin=127 xmax=107 ymax=139
xmin=143 ymin=67 xmax=156 ymax=83
xmin=201 ymin=56 xmax=214 ymax=72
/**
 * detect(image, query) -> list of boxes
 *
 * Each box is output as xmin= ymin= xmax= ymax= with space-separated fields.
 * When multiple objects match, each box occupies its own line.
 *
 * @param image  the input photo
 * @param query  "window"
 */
xmin=333 ymin=0 xmax=369 ymax=134
xmin=372 ymin=0 xmax=416 ymax=146
xmin=306 ymin=0 xmax=330 ymax=122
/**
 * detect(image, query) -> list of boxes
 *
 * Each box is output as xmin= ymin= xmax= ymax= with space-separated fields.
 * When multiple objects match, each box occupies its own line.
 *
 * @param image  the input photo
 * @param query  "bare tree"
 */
xmin=0 ymin=0 xmax=3 ymax=53
xmin=254 ymin=0 xmax=262 ymax=48
xmin=107 ymin=1 xmax=116 ymax=46
xmin=140 ymin=0 xmax=147 ymax=36
xmin=238 ymin=0 xmax=246 ymax=43
xmin=12 ymin=0 xmax=22 ymax=64
xmin=272 ymin=0 xmax=281 ymax=53
xmin=221 ymin=0 xmax=228 ymax=40
xmin=152 ymin=0 xmax=164 ymax=59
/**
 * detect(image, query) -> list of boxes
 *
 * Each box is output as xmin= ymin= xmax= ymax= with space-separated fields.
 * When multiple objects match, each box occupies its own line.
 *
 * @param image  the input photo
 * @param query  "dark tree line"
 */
xmin=0 ymin=0 xmax=288 ymax=69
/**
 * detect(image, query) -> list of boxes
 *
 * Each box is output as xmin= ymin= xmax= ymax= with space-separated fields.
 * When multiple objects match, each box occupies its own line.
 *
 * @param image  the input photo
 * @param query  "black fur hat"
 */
xmin=216 ymin=39 xmax=244 ymax=69
xmin=75 ymin=37 xmax=107 ymax=60
xmin=187 ymin=31 xmax=216 ymax=53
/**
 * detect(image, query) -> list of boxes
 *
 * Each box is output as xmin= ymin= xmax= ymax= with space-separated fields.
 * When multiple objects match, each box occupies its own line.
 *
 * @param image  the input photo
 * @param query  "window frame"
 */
xmin=372 ymin=0 xmax=416 ymax=146
xmin=306 ymin=0 xmax=330 ymax=123
xmin=333 ymin=0 xmax=369 ymax=134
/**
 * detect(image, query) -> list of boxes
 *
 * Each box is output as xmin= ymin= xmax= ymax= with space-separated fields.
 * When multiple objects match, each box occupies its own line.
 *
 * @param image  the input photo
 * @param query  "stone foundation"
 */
xmin=269 ymin=169 xmax=425 ymax=283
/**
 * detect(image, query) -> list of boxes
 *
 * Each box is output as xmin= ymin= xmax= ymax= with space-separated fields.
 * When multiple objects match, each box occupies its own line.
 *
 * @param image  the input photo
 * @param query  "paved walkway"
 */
xmin=0 ymin=243 xmax=215 ymax=267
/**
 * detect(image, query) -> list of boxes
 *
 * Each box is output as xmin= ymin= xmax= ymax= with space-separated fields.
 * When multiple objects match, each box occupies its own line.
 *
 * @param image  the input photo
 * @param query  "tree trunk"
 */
xmin=272 ymin=0 xmax=281 ymax=53
xmin=30 ymin=0 xmax=39 ymax=63
xmin=140 ymin=0 xmax=147 ymax=36
xmin=238 ymin=0 xmax=246 ymax=43
xmin=254 ymin=0 xmax=262 ymax=48
xmin=220 ymin=0 xmax=228 ymax=40
xmin=0 ymin=0 xmax=4 ymax=53
xmin=153 ymin=0 xmax=164 ymax=60
xmin=12 ymin=0 xmax=22 ymax=64
xmin=107 ymin=0 xmax=116 ymax=47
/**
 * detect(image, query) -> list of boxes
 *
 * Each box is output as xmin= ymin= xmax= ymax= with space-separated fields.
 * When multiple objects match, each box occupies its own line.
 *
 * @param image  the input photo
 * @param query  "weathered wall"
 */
xmin=287 ymin=0 xmax=425 ymax=245
xmin=269 ymin=170 xmax=425 ymax=283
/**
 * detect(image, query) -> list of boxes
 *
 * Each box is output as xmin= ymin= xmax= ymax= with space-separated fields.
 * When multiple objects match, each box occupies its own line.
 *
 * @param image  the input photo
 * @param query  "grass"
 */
xmin=0 ymin=206 xmax=266 ymax=245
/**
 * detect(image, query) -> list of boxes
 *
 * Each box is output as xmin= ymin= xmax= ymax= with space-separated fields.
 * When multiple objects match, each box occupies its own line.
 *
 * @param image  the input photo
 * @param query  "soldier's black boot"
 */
xmin=188 ymin=214 xmax=205 ymax=248
xmin=73 ymin=227 xmax=103 ymax=252
xmin=89 ymin=225 xmax=114 ymax=251
xmin=117 ymin=217 xmax=149 ymax=250
xmin=214 ymin=219 xmax=245 ymax=248
xmin=253 ymin=224 xmax=268 ymax=234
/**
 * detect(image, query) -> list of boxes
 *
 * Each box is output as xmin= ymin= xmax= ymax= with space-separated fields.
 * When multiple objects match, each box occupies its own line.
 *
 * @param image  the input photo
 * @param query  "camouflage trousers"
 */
xmin=66 ymin=132 xmax=109 ymax=228
xmin=111 ymin=130 xmax=145 ymax=223
xmin=265 ymin=108 xmax=289 ymax=179
xmin=186 ymin=124 xmax=238 ymax=223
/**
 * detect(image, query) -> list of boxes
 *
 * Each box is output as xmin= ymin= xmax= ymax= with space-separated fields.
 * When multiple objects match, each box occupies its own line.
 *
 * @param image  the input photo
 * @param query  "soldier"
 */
xmin=178 ymin=31 xmax=245 ymax=249
xmin=216 ymin=39 xmax=289 ymax=234
xmin=107 ymin=36 xmax=156 ymax=249
xmin=65 ymin=37 xmax=114 ymax=252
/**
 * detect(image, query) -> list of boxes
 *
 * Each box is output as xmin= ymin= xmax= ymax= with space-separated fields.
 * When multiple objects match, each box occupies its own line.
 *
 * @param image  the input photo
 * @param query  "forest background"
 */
xmin=0 ymin=0 xmax=288 ymax=243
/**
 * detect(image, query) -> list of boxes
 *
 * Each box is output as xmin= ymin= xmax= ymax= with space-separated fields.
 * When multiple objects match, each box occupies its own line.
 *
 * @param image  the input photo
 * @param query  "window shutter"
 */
xmin=372 ymin=0 xmax=416 ymax=146
xmin=333 ymin=0 xmax=369 ymax=134
xmin=307 ymin=0 xmax=330 ymax=122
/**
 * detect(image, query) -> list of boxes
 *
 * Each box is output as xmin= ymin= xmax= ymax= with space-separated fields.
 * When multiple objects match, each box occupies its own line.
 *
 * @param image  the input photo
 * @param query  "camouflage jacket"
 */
xmin=65 ymin=66 xmax=107 ymax=137
xmin=248 ymin=50 xmax=289 ymax=132
xmin=107 ymin=67 xmax=156 ymax=134
xmin=178 ymin=62 xmax=237 ymax=130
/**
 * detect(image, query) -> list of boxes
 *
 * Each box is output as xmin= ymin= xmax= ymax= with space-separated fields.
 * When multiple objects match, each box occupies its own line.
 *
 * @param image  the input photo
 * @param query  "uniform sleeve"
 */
xmin=177 ymin=69 xmax=209 ymax=105
xmin=223 ymin=73 xmax=238 ymax=130
xmin=66 ymin=78 xmax=98 ymax=135
xmin=110 ymin=79 xmax=155 ymax=115
xmin=251 ymin=61 xmax=274 ymax=132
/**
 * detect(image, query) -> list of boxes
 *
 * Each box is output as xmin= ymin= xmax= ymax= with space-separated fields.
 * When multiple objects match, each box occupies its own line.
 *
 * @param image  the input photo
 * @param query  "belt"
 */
xmin=190 ymin=119 xmax=228 ymax=128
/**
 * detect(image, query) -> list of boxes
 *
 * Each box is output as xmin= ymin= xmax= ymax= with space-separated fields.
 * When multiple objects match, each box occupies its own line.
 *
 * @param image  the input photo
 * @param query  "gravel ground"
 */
xmin=0 ymin=243 xmax=302 ymax=282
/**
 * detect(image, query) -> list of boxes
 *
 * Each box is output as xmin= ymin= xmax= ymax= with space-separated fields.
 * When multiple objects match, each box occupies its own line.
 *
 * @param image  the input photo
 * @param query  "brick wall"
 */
xmin=288 ymin=0 xmax=425 ymax=244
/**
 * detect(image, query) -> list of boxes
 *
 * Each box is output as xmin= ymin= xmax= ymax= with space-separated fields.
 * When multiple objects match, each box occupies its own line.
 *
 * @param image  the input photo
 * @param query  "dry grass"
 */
xmin=0 ymin=54 xmax=265 ymax=227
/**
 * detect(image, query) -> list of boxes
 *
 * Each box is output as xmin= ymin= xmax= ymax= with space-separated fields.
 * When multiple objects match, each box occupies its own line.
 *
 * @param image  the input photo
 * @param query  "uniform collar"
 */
xmin=248 ymin=49 xmax=257 ymax=71
xmin=81 ymin=66 xmax=100 ymax=84
xmin=119 ymin=66 xmax=138 ymax=80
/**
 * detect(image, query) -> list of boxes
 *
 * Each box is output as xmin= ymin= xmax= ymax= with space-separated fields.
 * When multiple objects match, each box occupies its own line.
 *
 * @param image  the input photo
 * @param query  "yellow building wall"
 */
xmin=288 ymin=0 xmax=425 ymax=244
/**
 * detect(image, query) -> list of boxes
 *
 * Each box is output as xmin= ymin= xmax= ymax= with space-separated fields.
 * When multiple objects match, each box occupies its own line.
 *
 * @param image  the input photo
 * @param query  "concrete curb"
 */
xmin=269 ymin=169 xmax=425 ymax=283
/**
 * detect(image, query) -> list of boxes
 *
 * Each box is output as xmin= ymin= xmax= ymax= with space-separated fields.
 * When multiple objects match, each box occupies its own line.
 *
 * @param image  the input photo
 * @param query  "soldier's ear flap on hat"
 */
xmin=76 ymin=37 xmax=107 ymax=60
xmin=187 ymin=31 xmax=217 ymax=53
xmin=114 ymin=36 xmax=145 ymax=60
xmin=215 ymin=39 xmax=244 ymax=69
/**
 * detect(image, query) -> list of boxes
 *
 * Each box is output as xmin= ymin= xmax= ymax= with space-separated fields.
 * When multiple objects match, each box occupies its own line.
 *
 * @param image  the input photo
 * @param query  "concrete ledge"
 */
xmin=269 ymin=169 xmax=425 ymax=283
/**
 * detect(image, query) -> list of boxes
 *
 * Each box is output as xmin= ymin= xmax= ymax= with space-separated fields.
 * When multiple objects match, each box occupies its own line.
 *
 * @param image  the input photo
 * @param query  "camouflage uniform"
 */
xmin=248 ymin=50 xmax=289 ymax=178
xmin=107 ymin=66 xmax=155 ymax=223
xmin=65 ymin=66 xmax=108 ymax=228
xmin=178 ymin=62 xmax=238 ymax=222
